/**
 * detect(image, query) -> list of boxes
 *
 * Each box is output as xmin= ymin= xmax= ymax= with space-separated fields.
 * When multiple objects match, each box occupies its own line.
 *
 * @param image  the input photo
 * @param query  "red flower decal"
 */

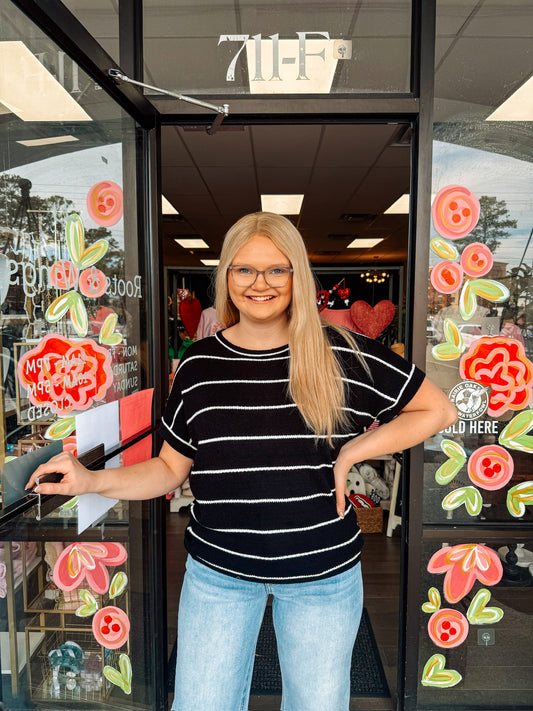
xmin=428 ymin=544 xmax=502 ymax=603
xmin=53 ymin=542 xmax=127 ymax=594
xmin=50 ymin=260 xmax=78 ymax=290
xmin=17 ymin=334 xmax=113 ymax=416
xmin=460 ymin=337 xmax=533 ymax=417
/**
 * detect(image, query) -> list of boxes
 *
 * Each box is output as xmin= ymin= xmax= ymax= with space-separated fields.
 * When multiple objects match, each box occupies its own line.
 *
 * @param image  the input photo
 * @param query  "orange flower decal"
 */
xmin=460 ymin=337 xmax=533 ymax=417
xmin=87 ymin=180 xmax=123 ymax=226
xmin=53 ymin=542 xmax=127 ymax=594
xmin=17 ymin=334 xmax=113 ymax=416
xmin=428 ymin=544 xmax=502 ymax=604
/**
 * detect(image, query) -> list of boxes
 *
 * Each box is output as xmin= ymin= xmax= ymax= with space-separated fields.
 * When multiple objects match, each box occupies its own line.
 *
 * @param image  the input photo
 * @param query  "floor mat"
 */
xmin=168 ymin=607 xmax=390 ymax=698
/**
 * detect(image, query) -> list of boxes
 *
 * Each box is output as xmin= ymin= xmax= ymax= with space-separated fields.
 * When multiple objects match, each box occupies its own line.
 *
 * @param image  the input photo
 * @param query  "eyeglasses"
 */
xmin=228 ymin=265 xmax=293 ymax=288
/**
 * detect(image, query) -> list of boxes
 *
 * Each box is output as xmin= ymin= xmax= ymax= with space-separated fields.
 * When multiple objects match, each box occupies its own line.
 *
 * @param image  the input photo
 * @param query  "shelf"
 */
xmin=0 ymin=631 xmax=44 ymax=674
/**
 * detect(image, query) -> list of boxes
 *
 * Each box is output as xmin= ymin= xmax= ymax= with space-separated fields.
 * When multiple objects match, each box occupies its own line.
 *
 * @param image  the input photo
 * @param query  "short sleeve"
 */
xmin=160 ymin=375 xmax=197 ymax=459
xmin=358 ymin=336 xmax=425 ymax=424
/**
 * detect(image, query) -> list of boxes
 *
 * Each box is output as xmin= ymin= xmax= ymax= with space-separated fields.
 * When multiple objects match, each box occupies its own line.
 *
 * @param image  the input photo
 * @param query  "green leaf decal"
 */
xmin=421 ymin=654 xmax=462 ymax=688
xmin=45 ymin=291 xmax=75 ymax=323
xmin=99 ymin=312 xmax=123 ymax=345
xmin=104 ymin=654 xmax=132 ymax=694
xmin=459 ymin=280 xmax=476 ymax=321
xmin=435 ymin=440 xmax=466 ymax=485
xmin=60 ymin=496 xmax=79 ymax=510
xmin=431 ymin=238 xmax=459 ymax=260
xmin=69 ymin=292 xmax=88 ymax=336
xmin=109 ymin=571 xmax=128 ymax=599
xmin=443 ymin=319 xmax=463 ymax=348
xmin=499 ymin=411 xmax=533 ymax=453
xmin=422 ymin=587 xmax=441 ymax=613
xmin=45 ymin=417 xmax=76 ymax=440
xmin=466 ymin=588 xmax=504 ymax=625
xmin=432 ymin=343 xmax=463 ymax=361
xmin=79 ymin=239 xmax=109 ymax=269
xmin=75 ymin=589 xmax=98 ymax=617
xmin=507 ymin=481 xmax=533 ymax=518
xmin=470 ymin=278 xmax=510 ymax=303
xmin=442 ymin=486 xmax=483 ymax=516
xmin=65 ymin=213 xmax=85 ymax=264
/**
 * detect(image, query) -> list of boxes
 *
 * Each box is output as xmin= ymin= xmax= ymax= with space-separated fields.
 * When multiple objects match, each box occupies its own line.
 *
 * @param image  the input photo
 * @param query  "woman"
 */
xmin=27 ymin=212 xmax=457 ymax=711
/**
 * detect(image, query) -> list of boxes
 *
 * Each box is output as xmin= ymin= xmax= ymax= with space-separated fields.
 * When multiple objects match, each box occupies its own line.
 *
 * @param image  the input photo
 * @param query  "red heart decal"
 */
xmin=350 ymin=300 xmax=395 ymax=339
xmin=338 ymin=287 xmax=350 ymax=300
xmin=179 ymin=298 xmax=202 ymax=338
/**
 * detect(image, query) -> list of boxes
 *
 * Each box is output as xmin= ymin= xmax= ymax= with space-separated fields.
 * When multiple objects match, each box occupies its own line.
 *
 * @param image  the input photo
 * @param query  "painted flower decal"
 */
xmin=87 ymin=180 xmax=123 ymax=226
xmin=432 ymin=185 xmax=480 ymax=239
xmin=460 ymin=337 xmax=533 ymax=417
xmin=46 ymin=214 xmax=121 ymax=338
xmin=17 ymin=334 xmax=113 ymax=416
xmin=93 ymin=606 xmax=130 ymax=649
xmin=467 ymin=444 xmax=514 ymax=490
xmin=430 ymin=187 xmax=509 ymax=333
xmin=427 ymin=544 xmax=503 ymax=604
xmin=53 ymin=542 xmax=127 ymax=594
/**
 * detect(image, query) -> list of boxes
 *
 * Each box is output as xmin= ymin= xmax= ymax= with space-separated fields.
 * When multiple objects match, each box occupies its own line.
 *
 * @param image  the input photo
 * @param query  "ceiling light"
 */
xmin=486 ymin=74 xmax=533 ymax=121
xmin=175 ymin=238 xmax=209 ymax=248
xmin=347 ymin=238 xmax=384 ymax=249
xmin=17 ymin=135 xmax=79 ymax=147
xmin=201 ymin=259 xmax=220 ymax=266
xmin=384 ymin=194 xmax=410 ymax=214
xmin=261 ymin=194 xmax=304 ymax=215
xmin=162 ymin=195 xmax=179 ymax=214
xmin=0 ymin=41 xmax=91 ymax=121
xmin=246 ymin=38 xmax=348 ymax=94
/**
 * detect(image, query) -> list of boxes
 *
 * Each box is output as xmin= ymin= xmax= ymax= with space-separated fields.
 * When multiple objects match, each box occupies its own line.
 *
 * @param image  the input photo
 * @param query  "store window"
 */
xmin=143 ymin=0 xmax=412 ymax=100
xmin=0 ymin=1 xmax=157 ymax=709
xmin=59 ymin=0 xmax=120 ymax=64
xmin=419 ymin=1 xmax=533 ymax=707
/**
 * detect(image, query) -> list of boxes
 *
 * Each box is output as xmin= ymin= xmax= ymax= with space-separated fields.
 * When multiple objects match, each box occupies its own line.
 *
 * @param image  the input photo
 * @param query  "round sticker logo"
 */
xmin=449 ymin=381 xmax=490 ymax=421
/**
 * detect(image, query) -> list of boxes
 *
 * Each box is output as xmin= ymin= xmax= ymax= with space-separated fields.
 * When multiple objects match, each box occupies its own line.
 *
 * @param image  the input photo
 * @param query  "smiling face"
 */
xmin=227 ymin=234 xmax=293 ymax=329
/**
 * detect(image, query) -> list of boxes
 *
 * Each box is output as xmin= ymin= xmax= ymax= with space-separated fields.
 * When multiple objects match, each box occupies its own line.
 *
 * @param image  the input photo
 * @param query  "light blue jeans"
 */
xmin=171 ymin=556 xmax=363 ymax=711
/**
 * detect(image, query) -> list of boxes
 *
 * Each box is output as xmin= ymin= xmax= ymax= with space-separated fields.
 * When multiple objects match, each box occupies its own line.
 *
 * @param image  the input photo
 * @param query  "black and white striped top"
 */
xmin=161 ymin=327 xmax=424 ymax=583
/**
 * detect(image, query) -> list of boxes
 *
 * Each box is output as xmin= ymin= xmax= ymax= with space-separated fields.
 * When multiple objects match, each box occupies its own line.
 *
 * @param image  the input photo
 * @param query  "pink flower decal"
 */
xmin=428 ymin=608 xmax=469 ymax=648
xmin=87 ymin=180 xmax=123 ymax=226
xmin=50 ymin=260 xmax=78 ymax=290
xmin=427 ymin=544 xmax=502 ymax=604
xmin=467 ymin=445 xmax=514 ymax=490
xmin=461 ymin=243 xmax=493 ymax=277
xmin=432 ymin=185 xmax=480 ymax=239
xmin=17 ymin=334 xmax=113 ymax=416
xmin=79 ymin=267 xmax=107 ymax=298
xmin=53 ymin=542 xmax=127 ymax=594
xmin=460 ymin=337 xmax=533 ymax=417
xmin=93 ymin=606 xmax=130 ymax=649
xmin=430 ymin=261 xmax=463 ymax=294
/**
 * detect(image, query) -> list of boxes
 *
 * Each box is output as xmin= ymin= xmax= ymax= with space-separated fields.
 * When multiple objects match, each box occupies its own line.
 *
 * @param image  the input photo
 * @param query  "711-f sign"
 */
xmin=218 ymin=31 xmax=352 ymax=85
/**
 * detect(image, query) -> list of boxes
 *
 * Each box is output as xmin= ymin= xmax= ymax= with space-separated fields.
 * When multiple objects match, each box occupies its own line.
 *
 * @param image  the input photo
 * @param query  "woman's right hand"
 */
xmin=25 ymin=451 xmax=98 ymax=497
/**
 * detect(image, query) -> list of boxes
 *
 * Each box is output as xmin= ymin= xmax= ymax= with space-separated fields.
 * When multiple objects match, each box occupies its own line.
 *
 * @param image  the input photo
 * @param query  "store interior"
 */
xmin=161 ymin=121 xmax=411 ymax=709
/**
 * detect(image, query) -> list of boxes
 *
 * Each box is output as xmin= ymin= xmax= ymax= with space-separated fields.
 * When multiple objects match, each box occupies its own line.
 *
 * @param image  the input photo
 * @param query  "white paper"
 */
xmin=75 ymin=401 xmax=120 ymax=534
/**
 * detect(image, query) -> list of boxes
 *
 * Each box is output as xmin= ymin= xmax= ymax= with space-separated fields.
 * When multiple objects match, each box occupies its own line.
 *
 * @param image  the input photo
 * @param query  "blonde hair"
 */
xmin=215 ymin=212 xmax=362 ymax=444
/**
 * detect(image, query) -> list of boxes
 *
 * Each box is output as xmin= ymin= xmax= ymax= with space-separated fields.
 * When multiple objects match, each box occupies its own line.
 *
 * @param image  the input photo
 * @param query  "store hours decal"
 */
xmin=15 ymin=183 xmax=142 ymax=451
xmin=422 ymin=184 xmax=533 ymax=689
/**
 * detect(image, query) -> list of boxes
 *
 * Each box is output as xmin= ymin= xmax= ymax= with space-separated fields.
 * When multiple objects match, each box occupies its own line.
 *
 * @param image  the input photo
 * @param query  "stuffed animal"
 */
xmin=347 ymin=463 xmax=390 ymax=502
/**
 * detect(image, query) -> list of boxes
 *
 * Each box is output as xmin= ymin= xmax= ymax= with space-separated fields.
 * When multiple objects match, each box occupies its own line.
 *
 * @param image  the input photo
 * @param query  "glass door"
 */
xmin=0 ymin=1 xmax=162 ymax=708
